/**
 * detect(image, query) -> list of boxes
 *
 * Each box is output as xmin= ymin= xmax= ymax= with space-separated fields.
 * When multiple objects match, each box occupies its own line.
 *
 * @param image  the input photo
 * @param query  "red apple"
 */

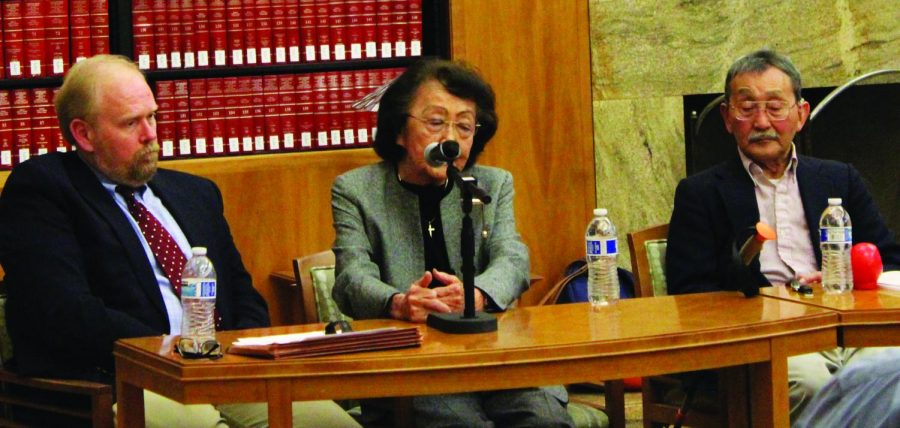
xmin=851 ymin=243 xmax=882 ymax=290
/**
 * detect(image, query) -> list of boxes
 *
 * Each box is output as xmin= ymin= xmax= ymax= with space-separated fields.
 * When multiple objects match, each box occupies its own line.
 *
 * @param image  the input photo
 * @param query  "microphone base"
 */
xmin=426 ymin=311 xmax=498 ymax=334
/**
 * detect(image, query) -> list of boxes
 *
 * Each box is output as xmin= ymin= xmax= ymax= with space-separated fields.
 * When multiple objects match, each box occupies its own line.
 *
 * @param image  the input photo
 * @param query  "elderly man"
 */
xmin=0 ymin=55 xmax=358 ymax=428
xmin=666 ymin=49 xmax=900 ymax=422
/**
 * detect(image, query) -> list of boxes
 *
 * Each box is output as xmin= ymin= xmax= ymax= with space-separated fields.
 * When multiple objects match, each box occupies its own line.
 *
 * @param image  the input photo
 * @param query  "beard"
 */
xmin=97 ymin=142 xmax=160 ymax=187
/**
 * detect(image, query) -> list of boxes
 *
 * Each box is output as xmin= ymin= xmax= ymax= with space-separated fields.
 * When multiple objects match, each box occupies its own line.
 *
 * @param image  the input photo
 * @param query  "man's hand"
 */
xmin=389 ymin=271 xmax=451 ymax=323
xmin=797 ymin=271 xmax=822 ymax=285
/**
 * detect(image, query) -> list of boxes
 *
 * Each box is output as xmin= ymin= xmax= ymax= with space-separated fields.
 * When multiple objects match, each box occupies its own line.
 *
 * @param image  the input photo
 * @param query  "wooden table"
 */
xmin=115 ymin=292 xmax=838 ymax=428
xmin=759 ymin=284 xmax=900 ymax=347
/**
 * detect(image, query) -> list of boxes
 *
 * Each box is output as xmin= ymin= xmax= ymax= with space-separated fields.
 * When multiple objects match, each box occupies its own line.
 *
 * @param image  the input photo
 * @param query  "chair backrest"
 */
xmin=627 ymin=224 xmax=669 ymax=298
xmin=291 ymin=250 xmax=351 ymax=324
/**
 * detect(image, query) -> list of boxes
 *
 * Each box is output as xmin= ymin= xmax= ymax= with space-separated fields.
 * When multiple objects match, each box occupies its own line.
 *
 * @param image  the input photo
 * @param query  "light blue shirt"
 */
xmin=95 ymin=174 xmax=192 ymax=335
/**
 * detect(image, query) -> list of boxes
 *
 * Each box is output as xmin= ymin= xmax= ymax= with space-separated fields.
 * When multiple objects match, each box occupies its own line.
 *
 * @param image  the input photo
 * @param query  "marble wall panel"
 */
xmin=588 ymin=0 xmax=899 ymax=269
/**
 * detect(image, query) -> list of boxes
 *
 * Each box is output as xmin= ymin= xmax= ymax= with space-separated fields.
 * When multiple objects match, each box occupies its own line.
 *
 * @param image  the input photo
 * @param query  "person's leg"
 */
xmin=216 ymin=400 xmax=360 ymax=428
xmin=482 ymin=386 xmax=574 ymax=428
xmin=788 ymin=350 xmax=841 ymax=424
xmin=412 ymin=392 xmax=493 ymax=428
xmin=112 ymin=390 xmax=227 ymax=428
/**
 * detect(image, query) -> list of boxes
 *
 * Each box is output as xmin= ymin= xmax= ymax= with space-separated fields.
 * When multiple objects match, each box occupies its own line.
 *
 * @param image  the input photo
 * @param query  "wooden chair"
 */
xmin=541 ymin=266 xmax=625 ymax=428
xmin=292 ymin=249 xmax=338 ymax=324
xmin=627 ymin=224 xmax=749 ymax=428
xmin=0 ymin=283 xmax=113 ymax=428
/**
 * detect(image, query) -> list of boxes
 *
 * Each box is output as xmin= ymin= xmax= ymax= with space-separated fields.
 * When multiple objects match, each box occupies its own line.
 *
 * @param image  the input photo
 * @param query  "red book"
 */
xmin=339 ymin=71 xmax=356 ymax=145
xmin=155 ymin=81 xmax=176 ymax=158
xmin=22 ymin=0 xmax=47 ymax=78
xmin=254 ymin=0 xmax=273 ymax=64
xmin=270 ymin=0 xmax=287 ymax=63
xmin=278 ymin=74 xmax=297 ymax=150
xmin=3 ymin=1 xmax=25 ymax=78
xmin=250 ymin=77 xmax=266 ymax=151
xmin=345 ymin=0 xmax=363 ymax=59
xmin=298 ymin=0 xmax=316 ymax=62
xmin=368 ymin=68 xmax=383 ymax=138
xmin=151 ymin=0 xmax=170 ymax=69
xmin=167 ymin=0 xmax=183 ymax=68
xmin=180 ymin=0 xmax=196 ymax=68
xmin=31 ymin=88 xmax=53 ymax=155
xmin=223 ymin=76 xmax=241 ymax=153
xmin=236 ymin=77 xmax=254 ymax=152
xmin=284 ymin=0 xmax=301 ymax=62
xmin=11 ymin=89 xmax=32 ymax=165
xmin=314 ymin=0 xmax=330 ymax=61
xmin=407 ymin=0 xmax=421 ymax=56
xmin=328 ymin=0 xmax=347 ymax=61
xmin=360 ymin=0 xmax=376 ymax=58
xmin=352 ymin=70 xmax=371 ymax=145
xmin=0 ymin=6 xmax=5 ymax=79
xmin=225 ymin=0 xmax=244 ymax=66
xmin=193 ymin=0 xmax=211 ymax=67
xmin=89 ymin=0 xmax=109 ymax=55
xmin=262 ymin=75 xmax=280 ymax=151
xmin=375 ymin=0 xmax=392 ymax=58
xmin=68 ymin=0 xmax=91 ymax=64
xmin=294 ymin=74 xmax=314 ymax=150
xmin=188 ymin=79 xmax=209 ymax=156
xmin=325 ymin=71 xmax=343 ymax=146
xmin=0 ymin=91 xmax=13 ymax=169
xmin=242 ymin=0 xmax=258 ymax=65
xmin=132 ymin=0 xmax=154 ymax=69
xmin=50 ymin=88 xmax=69 ymax=152
xmin=209 ymin=0 xmax=227 ymax=66
xmin=312 ymin=73 xmax=329 ymax=148
xmin=390 ymin=0 xmax=407 ymax=57
xmin=205 ymin=78 xmax=226 ymax=154
xmin=173 ymin=80 xmax=191 ymax=157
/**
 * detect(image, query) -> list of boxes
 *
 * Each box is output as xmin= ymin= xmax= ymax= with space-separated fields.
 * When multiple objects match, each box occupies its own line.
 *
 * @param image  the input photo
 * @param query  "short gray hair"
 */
xmin=724 ymin=49 xmax=802 ymax=102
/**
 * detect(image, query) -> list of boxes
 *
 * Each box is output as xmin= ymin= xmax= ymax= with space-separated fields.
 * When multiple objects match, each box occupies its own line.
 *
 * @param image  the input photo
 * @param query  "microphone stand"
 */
xmin=426 ymin=165 xmax=498 ymax=334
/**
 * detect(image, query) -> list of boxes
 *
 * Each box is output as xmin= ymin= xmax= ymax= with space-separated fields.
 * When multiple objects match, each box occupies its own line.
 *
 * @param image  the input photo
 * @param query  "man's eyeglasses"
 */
xmin=176 ymin=339 xmax=223 ymax=360
xmin=729 ymin=100 xmax=799 ymax=121
xmin=407 ymin=115 xmax=481 ymax=139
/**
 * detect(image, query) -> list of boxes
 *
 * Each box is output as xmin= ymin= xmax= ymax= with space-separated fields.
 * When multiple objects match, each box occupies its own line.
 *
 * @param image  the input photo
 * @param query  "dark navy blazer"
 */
xmin=667 ymin=154 xmax=900 ymax=295
xmin=0 ymin=152 xmax=269 ymax=381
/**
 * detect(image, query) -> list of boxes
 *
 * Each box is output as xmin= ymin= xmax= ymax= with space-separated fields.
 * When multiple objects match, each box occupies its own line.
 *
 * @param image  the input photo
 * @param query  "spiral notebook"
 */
xmin=228 ymin=326 xmax=422 ymax=359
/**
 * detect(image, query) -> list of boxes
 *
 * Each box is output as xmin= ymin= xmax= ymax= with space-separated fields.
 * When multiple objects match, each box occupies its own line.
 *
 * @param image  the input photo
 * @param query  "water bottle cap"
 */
xmin=594 ymin=208 xmax=607 ymax=216
xmin=828 ymin=198 xmax=842 ymax=206
xmin=191 ymin=247 xmax=208 ymax=256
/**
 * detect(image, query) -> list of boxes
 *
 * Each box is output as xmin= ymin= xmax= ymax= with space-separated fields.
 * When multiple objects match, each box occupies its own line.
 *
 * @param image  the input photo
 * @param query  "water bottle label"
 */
xmin=820 ymin=227 xmax=852 ymax=244
xmin=587 ymin=238 xmax=618 ymax=256
xmin=182 ymin=279 xmax=217 ymax=299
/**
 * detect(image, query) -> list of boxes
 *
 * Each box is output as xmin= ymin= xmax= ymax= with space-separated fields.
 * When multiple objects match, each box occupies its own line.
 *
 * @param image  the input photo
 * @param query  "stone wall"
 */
xmin=588 ymin=0 xmax=900 ymax=268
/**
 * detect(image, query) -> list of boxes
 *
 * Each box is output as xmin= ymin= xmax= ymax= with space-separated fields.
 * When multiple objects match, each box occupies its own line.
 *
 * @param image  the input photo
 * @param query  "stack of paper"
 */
xmin=229 ymin=327 xmax=422 ymax=359
xmin=878 ymin=271 xmax=900 ymax=291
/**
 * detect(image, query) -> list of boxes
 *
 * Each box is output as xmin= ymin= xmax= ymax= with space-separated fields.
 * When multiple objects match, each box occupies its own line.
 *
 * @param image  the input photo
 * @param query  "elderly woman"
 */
xmin=331 ymin=59 xmax=573 ymax=427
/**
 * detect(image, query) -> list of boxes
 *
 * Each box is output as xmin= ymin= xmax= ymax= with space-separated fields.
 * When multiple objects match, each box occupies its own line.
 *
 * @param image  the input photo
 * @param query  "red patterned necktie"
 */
xmin=117 ymin=186 xmax=187 ymax=297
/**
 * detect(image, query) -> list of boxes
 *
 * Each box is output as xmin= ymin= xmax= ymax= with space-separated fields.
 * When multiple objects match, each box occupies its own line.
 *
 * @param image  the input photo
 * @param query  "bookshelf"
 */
xmin=0 ymin=0 xmax=450 ymax=173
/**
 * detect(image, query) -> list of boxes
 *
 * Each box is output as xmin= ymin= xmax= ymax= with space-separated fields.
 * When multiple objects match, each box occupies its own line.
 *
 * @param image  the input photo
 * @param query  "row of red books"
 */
xmin=154 ymin=67 xmax=403 ymax=159
xmin=0 ymin=88 xmax=72 ymax=170
xmin=1 ymin=0 xmax=109 ymax=79
xmin=133 ymin=0 xmax=422 ymax=71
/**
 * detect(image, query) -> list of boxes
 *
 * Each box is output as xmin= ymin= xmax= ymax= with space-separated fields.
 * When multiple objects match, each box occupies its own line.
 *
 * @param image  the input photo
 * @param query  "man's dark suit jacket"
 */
xmin=667 ymin=154 xmax=900 ymax=295
xmin=0 ymin=152 xmax=270 ymax=382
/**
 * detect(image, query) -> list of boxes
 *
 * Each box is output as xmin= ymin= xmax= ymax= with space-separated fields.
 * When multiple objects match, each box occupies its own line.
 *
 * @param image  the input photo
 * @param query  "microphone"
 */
xmin=729 ymin=222 xmax=777 ymax=297
xmin=424 ymin=141 xmax=460 ymax=167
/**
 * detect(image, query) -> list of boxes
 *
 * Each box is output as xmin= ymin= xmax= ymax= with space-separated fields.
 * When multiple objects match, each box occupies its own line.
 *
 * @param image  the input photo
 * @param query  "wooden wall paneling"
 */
xmin=164 ymin=149 xmax=378 ymax=325
xmin=450 ymin=0 xmax=595 ymax=305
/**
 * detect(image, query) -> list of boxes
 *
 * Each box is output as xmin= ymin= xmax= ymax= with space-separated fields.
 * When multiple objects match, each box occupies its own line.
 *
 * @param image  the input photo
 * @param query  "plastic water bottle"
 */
xmin=819 ymin=198 xmax=853 ymax=293
xmin=586 ymin=208 xmax=619 ymax=306
xmin=180 ymin=247 xmax=217 ymax=353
